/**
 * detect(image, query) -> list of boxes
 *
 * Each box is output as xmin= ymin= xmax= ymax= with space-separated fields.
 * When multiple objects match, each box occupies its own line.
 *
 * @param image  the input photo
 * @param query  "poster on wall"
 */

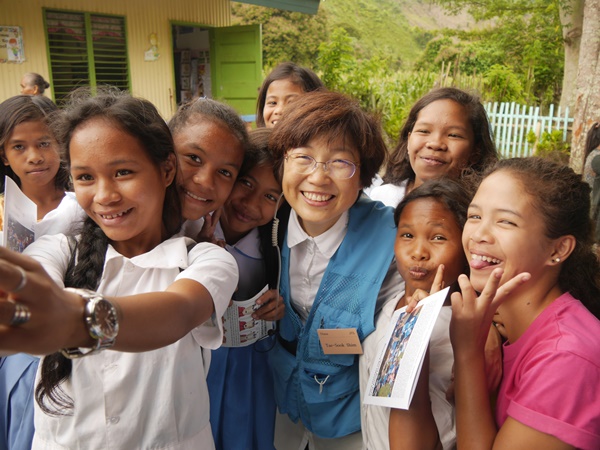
xmin=0 ymin=26 xmax=25 ymax=63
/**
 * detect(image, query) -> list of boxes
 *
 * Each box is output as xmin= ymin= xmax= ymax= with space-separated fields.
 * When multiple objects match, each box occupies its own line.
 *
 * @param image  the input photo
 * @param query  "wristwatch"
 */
xmin=60 ymin=288 xmax=119 ymax=359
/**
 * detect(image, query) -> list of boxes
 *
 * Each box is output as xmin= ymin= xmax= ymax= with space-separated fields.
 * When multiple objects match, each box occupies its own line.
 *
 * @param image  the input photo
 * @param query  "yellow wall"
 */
xmin=0 ymin=0 xmax=231 ymax=118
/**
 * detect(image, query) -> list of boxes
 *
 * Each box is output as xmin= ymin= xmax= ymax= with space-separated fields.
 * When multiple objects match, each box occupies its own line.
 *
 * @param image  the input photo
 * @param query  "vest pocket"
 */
xmin=299 ymin=369 xmax=361 ymax=438
xmin=300 ymin=361 xmax=359 ymax=403
xmin=302 ymin=301 xmax=361 ymax=404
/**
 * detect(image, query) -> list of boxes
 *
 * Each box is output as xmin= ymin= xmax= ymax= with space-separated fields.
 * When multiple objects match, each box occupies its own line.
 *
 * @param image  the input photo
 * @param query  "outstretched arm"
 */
xmin=0 ymin=244 xmax=238 ymax=355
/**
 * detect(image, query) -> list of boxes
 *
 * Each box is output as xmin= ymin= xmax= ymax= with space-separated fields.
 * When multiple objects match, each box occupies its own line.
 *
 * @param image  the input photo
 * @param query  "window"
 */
xmin=44 ymin=9 xmax=130 ymax=105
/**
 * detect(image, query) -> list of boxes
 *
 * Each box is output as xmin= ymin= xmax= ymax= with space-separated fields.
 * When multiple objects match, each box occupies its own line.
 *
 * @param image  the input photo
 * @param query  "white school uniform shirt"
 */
xmin=25 ymin=234 xmax=238 ymax=450
xmin=362 ymin=173 xmax=384 ymax=198
xmin=179 ymin=216 xmax=206 ymax=241
xmin=367 ymin=180 xmax=408 ymax=208
xmin=34 ymin=192 xmax=86 ymax=238
xmin=287 ymin=209 xmax=402 ymax=322
xmin=359 ymin=291 xmax=456 ymax=450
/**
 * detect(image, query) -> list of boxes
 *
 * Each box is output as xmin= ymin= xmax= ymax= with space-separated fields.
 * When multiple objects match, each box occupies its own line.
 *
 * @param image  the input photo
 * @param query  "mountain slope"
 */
xmin=320 ymin=0 xmax=474 ymax=66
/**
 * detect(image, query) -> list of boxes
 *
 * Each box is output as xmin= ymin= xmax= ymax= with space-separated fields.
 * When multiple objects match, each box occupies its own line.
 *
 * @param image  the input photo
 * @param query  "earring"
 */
xmin=552 ymin=257 xmax=561 ymax=263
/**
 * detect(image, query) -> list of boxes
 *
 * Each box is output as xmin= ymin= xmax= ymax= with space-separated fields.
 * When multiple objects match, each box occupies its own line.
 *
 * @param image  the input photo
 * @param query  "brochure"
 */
xmin=222 ymin=284 xmax=276 ymax=347
xmin=364 ymin=287 xmax=448 ymax=410
xmin=2 ymin=176 xmax=36 ymax=252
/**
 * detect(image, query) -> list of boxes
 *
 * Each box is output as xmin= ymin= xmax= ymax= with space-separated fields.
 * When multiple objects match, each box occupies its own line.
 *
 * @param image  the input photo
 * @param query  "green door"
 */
xmin=211 ymin=24 xmax=262 ymax=117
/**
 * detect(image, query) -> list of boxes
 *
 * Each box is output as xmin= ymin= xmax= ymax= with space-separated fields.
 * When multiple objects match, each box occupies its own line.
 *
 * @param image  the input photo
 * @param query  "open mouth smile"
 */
xmin=470 ymin=253 xmax=502 ymax=270
xmin=98 ymin=208 xmax=133 ymax=220
xmin=302 ymin=191 xmax=334 ymax=202
xmin=185 ymin=189 xmax=210 ymax=203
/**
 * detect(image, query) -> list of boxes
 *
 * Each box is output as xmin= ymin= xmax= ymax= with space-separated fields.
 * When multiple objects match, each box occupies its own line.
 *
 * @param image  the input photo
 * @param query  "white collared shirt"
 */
xmin=359 ymin=292 xmax=455 ymax=450
xmin=25 ymin=234 xmax=238 ymax=450
xmin=34 ymin=192 xmax=87 ymax=238
xmin=367 ymin=180 xmax=408 ymax=208
xmin=287 ymin=209 xmax=348 ymax=322
xmin=287 ymin=210 xmax=403 ymax=323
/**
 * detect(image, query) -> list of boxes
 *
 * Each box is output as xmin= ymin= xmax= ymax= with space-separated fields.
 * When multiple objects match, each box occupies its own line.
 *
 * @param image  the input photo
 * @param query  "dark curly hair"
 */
xmin=485 ymin=157 xmax=600 ymax=319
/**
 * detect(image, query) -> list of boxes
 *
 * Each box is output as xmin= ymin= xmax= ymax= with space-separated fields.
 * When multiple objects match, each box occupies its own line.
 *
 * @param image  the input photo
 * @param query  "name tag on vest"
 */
xmin=317 ymin=328 xmax=363 ymax=354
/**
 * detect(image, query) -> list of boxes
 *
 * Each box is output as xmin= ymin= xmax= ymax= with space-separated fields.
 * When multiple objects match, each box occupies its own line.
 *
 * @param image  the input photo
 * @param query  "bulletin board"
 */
xmin=0 ymin=26 xmax=25 ymax=63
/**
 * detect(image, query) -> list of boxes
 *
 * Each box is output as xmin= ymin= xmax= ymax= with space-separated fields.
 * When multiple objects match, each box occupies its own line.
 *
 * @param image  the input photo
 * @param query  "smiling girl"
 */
xmin=0 ymin=90 xmax=238 ymax=449
xmin=451 ymin=157 xmax=600 ymax=449
xmin=268 ymin=90 xmax=402 ymax=449
xmin=255 ymin=62 xmax=323 ymax=129
xmin=207 ymin=128 xmax=284 ymax=450
xmin=168 ymin=97 xmax=249 ymax=230
xmin=369 ymin=87 xmax=497 ymax=207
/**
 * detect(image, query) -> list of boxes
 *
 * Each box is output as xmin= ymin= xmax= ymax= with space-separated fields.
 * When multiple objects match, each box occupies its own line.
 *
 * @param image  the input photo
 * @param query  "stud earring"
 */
xmin=552 ymin=257 xmax=561 ymax=263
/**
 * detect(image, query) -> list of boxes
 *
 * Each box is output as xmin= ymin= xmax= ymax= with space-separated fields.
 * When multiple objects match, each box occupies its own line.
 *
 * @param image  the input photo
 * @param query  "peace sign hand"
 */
xmin=450 ymin=268 xmax=530 ymax=358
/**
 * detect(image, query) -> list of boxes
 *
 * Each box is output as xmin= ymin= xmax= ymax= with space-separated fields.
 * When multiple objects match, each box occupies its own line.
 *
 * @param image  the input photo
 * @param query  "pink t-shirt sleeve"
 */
xmin=503 ymin=349 xmax=600 ymax=450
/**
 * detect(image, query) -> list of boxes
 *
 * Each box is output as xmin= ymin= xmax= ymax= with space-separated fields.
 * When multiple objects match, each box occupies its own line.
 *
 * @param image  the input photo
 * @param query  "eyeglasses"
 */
xmin=284 ymin=153 xmax=360 ymax=180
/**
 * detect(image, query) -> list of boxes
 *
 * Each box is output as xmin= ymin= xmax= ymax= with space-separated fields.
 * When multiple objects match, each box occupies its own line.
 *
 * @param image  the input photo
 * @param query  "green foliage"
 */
xmin=483 ymin=65 xmax=526 ymax=103
xmin=315 ymin=30 xmax=481 ymax=143
xmin=423 ymin=0 xmax=565 ymax=106
xmin=319 ymin=0 xmax=422 ymax=68
xmin=316 ymin=28 xmax=356 ymax=89
xmin=527 ymin=129 xmax=571 ymax=163
xmin=230 ymin=3 xmax=326 ymax=67
xmin=230 ymin=0 xmax=567 ymax=146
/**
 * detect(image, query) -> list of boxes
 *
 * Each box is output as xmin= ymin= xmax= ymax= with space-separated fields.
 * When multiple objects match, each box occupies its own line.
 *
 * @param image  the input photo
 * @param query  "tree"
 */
xmin=421 ymin=1 xmax=564 ymax=105
xmin=230 ymin=3 xmax=326 ymax=69
xmin=316 ymin=27 xmax=355 ymax=90
xmin=432 ymin=0 xmax=580 ymax=109
xmin=558 ymin=0 xmax=584 ymax=110
xmin=569 ymin=0 xmax=600 ymax=172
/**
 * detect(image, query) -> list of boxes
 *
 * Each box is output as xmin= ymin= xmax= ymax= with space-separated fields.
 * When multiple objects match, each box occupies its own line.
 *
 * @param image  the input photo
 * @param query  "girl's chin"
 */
xmin=469 ymin=274 xmax=488 ymax=293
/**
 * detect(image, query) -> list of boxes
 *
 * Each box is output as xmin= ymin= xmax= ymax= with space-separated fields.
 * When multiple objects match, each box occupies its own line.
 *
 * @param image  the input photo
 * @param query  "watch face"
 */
xmin=92 ymin=299 xmax=119 ymax=339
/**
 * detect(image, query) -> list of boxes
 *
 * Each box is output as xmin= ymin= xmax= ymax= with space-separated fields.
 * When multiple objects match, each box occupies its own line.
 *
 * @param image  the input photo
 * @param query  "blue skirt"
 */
xmin=207 ymin=338 xmax=277 ymax=450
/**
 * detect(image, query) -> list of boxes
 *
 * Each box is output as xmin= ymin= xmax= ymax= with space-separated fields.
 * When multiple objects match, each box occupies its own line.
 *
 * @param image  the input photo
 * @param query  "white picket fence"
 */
xmin=484 ymin=102 xmax=573 ymax=158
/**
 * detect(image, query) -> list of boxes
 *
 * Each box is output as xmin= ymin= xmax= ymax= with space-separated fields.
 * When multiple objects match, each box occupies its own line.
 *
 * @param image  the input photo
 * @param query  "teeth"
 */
xmin=471 ymin=254 xmax=501 ymax=264
xmin=186 ymin=190 xmax=208 ymax=202
xmin=303 ymin=192 xmax=332 ymax=202
xmin=101 ymin=211 xmax=127 ymax=219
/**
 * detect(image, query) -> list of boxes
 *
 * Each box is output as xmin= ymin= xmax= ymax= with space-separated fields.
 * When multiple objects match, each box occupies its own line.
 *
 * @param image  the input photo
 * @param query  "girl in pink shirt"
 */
xmin=451 ymin=157 xmax=600 ymax=450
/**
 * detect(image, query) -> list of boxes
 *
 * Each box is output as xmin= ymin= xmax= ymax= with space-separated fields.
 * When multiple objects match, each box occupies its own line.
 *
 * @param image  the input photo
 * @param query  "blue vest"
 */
xmin=269 ymin=197 xmax=397 ymax=438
